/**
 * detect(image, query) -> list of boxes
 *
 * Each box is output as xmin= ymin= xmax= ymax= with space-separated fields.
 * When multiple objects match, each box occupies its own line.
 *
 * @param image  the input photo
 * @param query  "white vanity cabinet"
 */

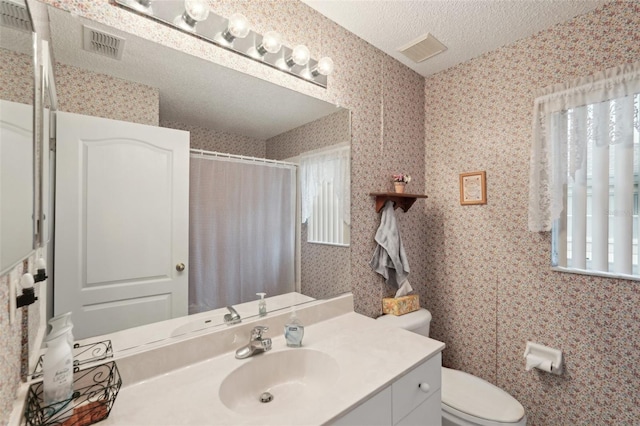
xmin=332 ymin=352 xmax=442 ymax=426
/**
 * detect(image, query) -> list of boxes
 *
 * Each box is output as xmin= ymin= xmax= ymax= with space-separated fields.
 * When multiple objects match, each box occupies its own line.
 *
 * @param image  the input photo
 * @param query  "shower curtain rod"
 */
xmin=190 ymin=148 xmax=297 ymax=168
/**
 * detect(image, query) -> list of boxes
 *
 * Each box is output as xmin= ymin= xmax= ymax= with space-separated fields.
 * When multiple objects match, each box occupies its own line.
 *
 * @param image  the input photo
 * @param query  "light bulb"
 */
xmin=315 ymin=57 xmax=334 ymax=76
xmin=21 ymin=273 xmax=34 ymax=290
xmin=256 ymin=31 xmax=282 ymax=55
xmin=184 ymin=0 xmax=209 ymax=22
xmin=36 ymin=257 xmax=46 ymax=270
xmin=173 ymin=0 xmax=209 ymax=31
xmin=286 ymin=44 xmax=310 ymax=67
xmin=221 ymin=13 xmax=250 ymax=43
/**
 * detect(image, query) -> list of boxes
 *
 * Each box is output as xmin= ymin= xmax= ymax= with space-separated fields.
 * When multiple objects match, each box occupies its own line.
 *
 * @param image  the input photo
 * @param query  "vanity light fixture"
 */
xmin=123 ymin=0 xmax=152 ymax=14
xmin=173 ymin=0 xmax=209 ymax=32
xmin=112 ymin=0 xmax=333 ymax=87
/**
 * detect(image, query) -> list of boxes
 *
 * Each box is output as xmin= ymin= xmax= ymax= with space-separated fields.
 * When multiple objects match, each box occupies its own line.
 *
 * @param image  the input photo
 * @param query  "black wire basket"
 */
xmin=24 ymin=361 xmax=122 ymax=426
xmin=31 ymin=341 xmax=114 ymax=380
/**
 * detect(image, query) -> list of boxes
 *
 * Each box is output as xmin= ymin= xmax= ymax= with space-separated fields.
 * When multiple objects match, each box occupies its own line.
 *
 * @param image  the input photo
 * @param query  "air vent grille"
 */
xmin=83 ymin=25 xmax=125 ymax=60
xmin=0 ymin=0 xmax=33 ymax=32
xmin=397 ymin=33 xmax=447 ymax=63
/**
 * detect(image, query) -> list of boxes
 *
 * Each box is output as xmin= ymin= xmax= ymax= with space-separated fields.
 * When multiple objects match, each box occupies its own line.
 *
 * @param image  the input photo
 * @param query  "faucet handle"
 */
xmin=251 ymin=325 xmax=269 ymax=339
xmin=261 ymin=338 xmax=272 ymax=351
xmin=224 ymin=306 xmax=241 ymax=325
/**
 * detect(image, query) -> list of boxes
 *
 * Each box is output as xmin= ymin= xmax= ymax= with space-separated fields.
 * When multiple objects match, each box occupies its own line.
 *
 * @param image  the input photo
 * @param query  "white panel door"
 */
xmin=55 ymin=112 xmax=189 ymax=339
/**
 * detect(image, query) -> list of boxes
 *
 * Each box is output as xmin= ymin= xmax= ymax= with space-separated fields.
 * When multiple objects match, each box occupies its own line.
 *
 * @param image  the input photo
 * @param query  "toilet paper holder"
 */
xmin=523 ymin=341 xmax=563 ymax=375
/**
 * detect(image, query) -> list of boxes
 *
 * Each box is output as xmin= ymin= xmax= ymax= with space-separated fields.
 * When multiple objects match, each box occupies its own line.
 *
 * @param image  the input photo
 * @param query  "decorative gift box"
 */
xmin=382 ymin=294 xmax=419 ymax=316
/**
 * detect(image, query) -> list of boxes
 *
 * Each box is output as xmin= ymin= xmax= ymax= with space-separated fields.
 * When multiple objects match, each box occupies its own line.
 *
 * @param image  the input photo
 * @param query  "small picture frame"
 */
xmin=459 ymin=171 xmax=487 ymax=205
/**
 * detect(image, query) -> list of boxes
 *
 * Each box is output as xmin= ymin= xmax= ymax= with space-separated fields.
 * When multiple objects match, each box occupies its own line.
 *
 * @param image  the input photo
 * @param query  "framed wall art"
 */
xmin=459 ymin=171 xmax=487 ymax=205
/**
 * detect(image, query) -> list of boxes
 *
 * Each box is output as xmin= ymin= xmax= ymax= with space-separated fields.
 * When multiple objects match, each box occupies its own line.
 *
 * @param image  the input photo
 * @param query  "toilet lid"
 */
xmin=375 ymin=309 xmax=431 ymax=331
xmin=442 ymin=367 xmax=525 ymax=423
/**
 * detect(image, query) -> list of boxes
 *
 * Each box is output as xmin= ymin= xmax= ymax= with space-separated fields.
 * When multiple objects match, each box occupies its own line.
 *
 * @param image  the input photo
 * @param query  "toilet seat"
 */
xmin=442 ymin=367 xmax=526 ymax=425
xmin=442 ymin=404 xmax=527 ymax=426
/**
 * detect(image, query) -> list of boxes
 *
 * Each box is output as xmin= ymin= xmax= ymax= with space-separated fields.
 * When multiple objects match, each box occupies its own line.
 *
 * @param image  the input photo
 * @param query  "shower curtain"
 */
xmin=189 ymin=153 xmax=296 ymax=314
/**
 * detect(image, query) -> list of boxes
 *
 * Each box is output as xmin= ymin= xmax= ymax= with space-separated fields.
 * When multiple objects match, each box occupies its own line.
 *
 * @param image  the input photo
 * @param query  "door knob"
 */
xmin=176 ymin=263 xmax=185 ymax=272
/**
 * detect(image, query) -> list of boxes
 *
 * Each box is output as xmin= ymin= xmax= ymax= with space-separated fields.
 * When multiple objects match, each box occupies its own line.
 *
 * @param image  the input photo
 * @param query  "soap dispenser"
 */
xmin=43 ymin=324 xmax=74 ymax=413
xmin=257 ymin=292 xmax=267 ymax=317
xmin=284 ymin=306 xmax=304 ymax=347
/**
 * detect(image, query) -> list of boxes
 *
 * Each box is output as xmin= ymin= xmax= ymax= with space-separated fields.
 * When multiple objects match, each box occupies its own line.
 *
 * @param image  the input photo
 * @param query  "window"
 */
xmin=299 ymin=144 xmax=350 ymax=246
xmin=529 ymin=62 xmax=640 ymax=279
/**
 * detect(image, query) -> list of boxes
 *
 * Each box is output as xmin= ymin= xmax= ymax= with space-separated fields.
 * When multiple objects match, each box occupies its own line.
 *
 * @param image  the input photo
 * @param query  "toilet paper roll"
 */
xmin=525 ymin=354 xmax=554 ymax=373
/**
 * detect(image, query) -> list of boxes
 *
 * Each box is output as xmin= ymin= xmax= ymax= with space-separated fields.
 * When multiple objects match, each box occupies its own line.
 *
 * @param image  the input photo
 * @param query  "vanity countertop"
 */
xmin=101 ymin=311 xmax=444 ymax=425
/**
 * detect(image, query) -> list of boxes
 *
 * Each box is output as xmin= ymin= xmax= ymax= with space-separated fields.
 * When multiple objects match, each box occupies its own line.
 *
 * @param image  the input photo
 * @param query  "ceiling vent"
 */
xmin=397 ymin=33 xmax=447 ymax=63
xmin=83 ymin=25 xmax=125 ymax=60
xmin=0 ymin=0 xmax=33 ymax=32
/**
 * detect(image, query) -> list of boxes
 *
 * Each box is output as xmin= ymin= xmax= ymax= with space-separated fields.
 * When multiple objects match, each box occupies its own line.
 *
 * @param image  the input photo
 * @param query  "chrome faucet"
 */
xmin=235 ymin=326 xmax=272 ymax=359
xmin=224 ymin=306 xmax=241 ymax=325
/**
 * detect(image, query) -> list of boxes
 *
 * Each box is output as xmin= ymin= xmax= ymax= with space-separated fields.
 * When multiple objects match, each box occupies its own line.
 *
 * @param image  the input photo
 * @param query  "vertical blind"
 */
xmin=300 ymin=144 xmax=350 ymax=246
xmin=529 ymin=61 xmax=640 ymax=277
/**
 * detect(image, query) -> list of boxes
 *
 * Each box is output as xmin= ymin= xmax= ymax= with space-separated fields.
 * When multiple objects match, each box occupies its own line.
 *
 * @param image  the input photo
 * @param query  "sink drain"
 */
xmin=259 ymin=392 xmax=274 ymax=403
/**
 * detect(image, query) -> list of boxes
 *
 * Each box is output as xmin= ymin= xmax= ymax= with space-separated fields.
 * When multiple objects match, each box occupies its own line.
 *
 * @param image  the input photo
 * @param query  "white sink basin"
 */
xmin=219 ymin=349 xmax=340 ymax=415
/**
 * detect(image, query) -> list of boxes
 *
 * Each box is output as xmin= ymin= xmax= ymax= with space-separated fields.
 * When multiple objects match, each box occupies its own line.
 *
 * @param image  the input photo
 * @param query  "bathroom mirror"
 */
xmin=0 ymin=0 xmax=36 ymax=276
xmin=45 ymin=5 xmax=351 ymax=345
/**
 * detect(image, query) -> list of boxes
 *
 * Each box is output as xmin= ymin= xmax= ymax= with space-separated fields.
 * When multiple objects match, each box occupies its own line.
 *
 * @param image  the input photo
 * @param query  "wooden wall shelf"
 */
xmin=370 ymin=192 xmax=428 ymax=213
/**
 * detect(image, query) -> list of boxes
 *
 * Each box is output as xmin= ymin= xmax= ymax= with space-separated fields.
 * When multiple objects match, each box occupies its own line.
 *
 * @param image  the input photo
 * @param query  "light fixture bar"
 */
xmin=111 ymin=0 xmax=329 ymax=88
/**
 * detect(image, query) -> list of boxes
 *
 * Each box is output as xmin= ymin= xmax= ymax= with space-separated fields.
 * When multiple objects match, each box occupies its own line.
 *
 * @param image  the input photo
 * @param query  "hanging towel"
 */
xmin=370 ymin=200 xmax=413 ymax=297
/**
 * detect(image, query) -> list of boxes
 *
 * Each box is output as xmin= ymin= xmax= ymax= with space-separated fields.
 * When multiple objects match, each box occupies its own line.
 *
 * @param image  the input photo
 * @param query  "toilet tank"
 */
xmin=376 ymin=308 xmax=431 ymax=337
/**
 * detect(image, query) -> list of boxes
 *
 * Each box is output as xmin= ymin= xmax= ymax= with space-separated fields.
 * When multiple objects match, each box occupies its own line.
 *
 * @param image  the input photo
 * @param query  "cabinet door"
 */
xmin=392 ymin=353 xmax=441 ymax=424
xmin=332 ymin=386 xmax=392 ymax=426
xmin=395 ymin=392 xmax=441 ymax=426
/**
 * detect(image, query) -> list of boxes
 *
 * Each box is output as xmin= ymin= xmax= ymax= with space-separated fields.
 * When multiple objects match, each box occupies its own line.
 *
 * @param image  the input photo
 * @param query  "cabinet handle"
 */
xmin=418 ymin=382 xmax=430 ymax=393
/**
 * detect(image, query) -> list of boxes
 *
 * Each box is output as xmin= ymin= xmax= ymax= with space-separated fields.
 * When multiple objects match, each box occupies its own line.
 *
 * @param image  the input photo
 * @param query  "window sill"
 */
xmin=551 ymin=266 xmax=640 ymax=282
xmin=307 ymin=240 xmax=350 ymax=248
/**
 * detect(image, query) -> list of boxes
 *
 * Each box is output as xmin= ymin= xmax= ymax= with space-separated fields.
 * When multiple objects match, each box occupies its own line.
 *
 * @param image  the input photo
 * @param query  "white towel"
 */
xmin=369 ymin=201 xmax=413 ymax=297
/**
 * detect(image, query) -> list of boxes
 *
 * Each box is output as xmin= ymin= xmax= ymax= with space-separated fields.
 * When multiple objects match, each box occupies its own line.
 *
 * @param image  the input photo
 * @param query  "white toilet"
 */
xmin=377 ymin=309 xmax=526 ymax=426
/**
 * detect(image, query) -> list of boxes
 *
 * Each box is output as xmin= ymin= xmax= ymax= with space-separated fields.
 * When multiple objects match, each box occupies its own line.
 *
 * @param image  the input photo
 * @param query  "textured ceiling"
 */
xmin=47 ymin=7 xmax=339 ymax=140
xmin=302 ymin=0 xmax=611 ymax=77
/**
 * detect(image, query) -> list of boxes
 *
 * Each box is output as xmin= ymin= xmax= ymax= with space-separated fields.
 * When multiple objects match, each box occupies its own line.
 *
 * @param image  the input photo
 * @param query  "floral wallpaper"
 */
xmin=423 ymin=1 xmax=640 ymax=424
xmin=0 ymin=270 xmax=26 ymax=423
xmin=265 ymin=108 xmax=350 ymax=159
xmin=161 ymin=120 xmax=266 ymax=158
xmin=0 ymin=48 xmax=33 ymax=105
xmin=55 ymin=63 xmax=159 ymax=126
